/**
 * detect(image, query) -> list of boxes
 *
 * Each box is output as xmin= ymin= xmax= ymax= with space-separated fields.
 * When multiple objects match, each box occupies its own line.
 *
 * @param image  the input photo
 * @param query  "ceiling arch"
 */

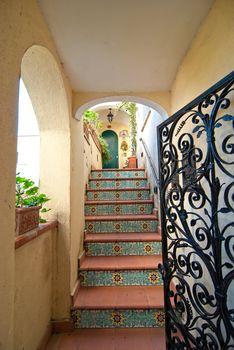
xmin=74 ymin=95 xmax=168 ymax=122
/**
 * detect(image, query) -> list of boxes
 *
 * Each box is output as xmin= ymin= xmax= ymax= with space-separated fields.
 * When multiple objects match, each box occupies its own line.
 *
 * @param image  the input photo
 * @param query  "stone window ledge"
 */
xmin=15 ymin=221 xmax=57 ymax=249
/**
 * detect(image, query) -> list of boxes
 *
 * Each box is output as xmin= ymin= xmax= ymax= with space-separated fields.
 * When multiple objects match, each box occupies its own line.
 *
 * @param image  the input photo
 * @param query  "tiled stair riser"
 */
xmin=72 ymin=168 xmax=164 ymax=332
xmin=91 ymin=170 xmax=145 ymax=179
xmin=86 ymin=189 xmax=150 ymax=201
xmin=79 ymin=270 xmax=163 ymax=287
xmin=71 ymin=309 xmax=165 ymax=329
xmin=84 ymin=241 xmax=162 ymax=256
xmin=89 ymin=179 xmax=148 ymax=189
xmin=85 ymin=220 xmax=158 ymax=233
xmin=85 ymin=203 xmax=153 ymax=216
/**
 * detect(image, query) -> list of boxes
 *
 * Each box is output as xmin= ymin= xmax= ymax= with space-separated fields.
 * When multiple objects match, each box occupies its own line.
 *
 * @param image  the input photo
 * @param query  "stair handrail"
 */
xmin=139 ymin=137 xmax=159 ymax=188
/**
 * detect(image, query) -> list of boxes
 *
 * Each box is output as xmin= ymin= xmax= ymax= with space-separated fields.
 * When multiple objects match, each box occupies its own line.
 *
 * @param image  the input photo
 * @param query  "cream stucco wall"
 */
xmin=83 ymin=128 xmax=103 ymax=176
xmin=171 ymin=0 xmax=234 ymax=113
xmin=21 ymin=45 xmax=72 ymax=320
xmin=0 ymin=1 xmax=83 ymax=348
xmin=14 ymin=229 xmax=55 ymax=350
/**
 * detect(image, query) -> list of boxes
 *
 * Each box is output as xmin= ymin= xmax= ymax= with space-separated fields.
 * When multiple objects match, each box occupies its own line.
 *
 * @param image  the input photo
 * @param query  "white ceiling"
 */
xmin=38 ymin=0 xmax=213 ymax=92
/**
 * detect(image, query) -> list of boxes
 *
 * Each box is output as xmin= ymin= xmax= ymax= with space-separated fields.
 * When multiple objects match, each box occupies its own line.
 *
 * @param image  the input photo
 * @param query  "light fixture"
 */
xmin=107 ymin=108 xmax=114 ymax=123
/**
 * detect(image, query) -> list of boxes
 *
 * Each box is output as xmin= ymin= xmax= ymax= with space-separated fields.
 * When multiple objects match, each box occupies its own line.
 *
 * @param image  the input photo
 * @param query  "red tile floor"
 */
xmin=45 ymin=328 xmax=166 ymax=350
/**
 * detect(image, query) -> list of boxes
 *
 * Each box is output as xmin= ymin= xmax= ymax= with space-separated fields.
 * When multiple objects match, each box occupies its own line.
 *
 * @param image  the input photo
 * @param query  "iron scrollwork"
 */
xmin=158 ymin=71 xmax=234 ymax=349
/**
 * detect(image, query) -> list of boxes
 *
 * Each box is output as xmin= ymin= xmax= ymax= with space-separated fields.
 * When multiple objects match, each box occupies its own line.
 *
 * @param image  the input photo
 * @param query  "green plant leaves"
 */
xmin=118 ymin=102 xmax=138 ymax=156
xmin=16 ymin=175 xmax=51 ymax=222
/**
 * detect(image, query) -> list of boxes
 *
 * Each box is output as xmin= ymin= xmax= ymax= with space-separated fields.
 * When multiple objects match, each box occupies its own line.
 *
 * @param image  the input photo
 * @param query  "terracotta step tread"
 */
xmin=45 ymin=328 xmax=166 ymax=350
xmin=80 ymin=255 xmax=162 ymax=271
xmin=85 ymin=199 xmax=154 ymax=205
xmin=86 ymin=187 xmax=150 ymax=192
xmin=73 ymin=285 xmax=164 ymax=310
xmin=89 ymin=176 xmax=147 ymax=181
xmin=85 ymin=214 xmax=157 ymax=221
xmin=84 ymin=232 xmax=161 ymax=242
xmin=91 ymin=168 xmax=145 ymax=172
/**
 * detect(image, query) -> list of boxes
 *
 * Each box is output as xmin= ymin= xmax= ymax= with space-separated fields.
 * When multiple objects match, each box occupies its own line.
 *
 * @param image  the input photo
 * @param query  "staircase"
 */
xmin=70 ymin=168 xmax=165 ymax=348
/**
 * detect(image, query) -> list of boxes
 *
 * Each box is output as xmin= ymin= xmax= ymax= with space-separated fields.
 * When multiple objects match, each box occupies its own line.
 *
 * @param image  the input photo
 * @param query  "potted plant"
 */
xmin=15 ymin=175 xmax=50 ymax=235
xmin=118 ymin=102 xmax=138 ymax=168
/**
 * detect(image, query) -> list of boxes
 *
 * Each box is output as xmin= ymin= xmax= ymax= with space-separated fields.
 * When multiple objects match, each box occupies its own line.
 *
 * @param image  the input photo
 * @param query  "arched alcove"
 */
xmin=75 ymin=96 xmax=168 ymax=208
xmin=74 ymin=95 xmax=168 ymax=122
xmin=20 ymin=45 xmax=71 ymax=318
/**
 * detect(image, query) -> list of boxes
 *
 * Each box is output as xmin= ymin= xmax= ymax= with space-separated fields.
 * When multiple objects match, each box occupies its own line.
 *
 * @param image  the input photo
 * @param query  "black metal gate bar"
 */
xmin=158 ymin=71 xmax=234 ymax=350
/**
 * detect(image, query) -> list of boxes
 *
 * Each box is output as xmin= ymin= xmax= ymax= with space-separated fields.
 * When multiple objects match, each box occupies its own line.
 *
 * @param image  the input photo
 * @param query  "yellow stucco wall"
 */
xmin=0 ymin=1 xmax=82 ymax=348
xmin=73 ymin=91 xmax=171 ymax=117
xmin=171 ymin=0 xmax=234 ymax=113
xmin=14 ymin=229 xmax=55 ymax=350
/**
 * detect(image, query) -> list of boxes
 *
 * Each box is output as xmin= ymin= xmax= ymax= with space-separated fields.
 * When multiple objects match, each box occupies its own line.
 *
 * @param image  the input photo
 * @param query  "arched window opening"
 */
xmin=17 ymin=78 xmax=40 ymax=184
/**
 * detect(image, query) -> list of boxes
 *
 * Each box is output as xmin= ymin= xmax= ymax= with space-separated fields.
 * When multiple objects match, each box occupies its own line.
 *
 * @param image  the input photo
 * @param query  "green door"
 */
xmin=102 ymin=130 xmax=119 ymax=169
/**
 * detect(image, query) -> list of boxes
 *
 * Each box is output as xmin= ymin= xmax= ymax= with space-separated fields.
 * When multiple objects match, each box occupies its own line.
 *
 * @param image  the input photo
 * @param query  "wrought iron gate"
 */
xmin=158 ymin=71 xmax=234 ymax=349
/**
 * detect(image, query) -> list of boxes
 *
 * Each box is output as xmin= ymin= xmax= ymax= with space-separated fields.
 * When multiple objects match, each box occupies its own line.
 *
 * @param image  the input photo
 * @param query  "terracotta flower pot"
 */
xmin=15 ymin=206 xmax=41 ymax=235
xmin=127 ymin=156 xmax=138 ymax=168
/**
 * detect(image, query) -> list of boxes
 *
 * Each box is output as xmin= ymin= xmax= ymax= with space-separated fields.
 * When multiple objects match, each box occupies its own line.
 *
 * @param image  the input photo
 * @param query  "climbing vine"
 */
xmin=118 ymin=102 xmax=138 ymax=156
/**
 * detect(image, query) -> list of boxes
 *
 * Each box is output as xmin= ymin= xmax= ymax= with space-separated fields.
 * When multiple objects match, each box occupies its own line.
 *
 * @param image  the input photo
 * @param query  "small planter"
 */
xmin=127 ymin=156 xmax=138 ymax=168
xmin=15 ymin=206 xmax=41 ymax=235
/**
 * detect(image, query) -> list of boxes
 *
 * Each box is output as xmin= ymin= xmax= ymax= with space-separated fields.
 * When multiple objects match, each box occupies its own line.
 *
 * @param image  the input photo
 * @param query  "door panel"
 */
xmin=102 ymin=130 xmax=119 ymax=169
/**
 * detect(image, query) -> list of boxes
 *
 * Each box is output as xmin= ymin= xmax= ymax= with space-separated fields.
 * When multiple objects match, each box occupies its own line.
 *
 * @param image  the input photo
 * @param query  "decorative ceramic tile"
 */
xmin=89 ymin=179 xmax=148 ymax=190
xmin=91 ymin=170 xmax=145 ymax=179
xmin=71 ymin=308 xmax=165 ymax=328
xmin=84 ymin=241 xmax=162 ymax=256
xmin=85 ymin=220 xmax=158 ymax=233
xmin=85 ymin=203 xmax=153 ymax=216
xmin=79 ymin=269 xmax=163 ymax=286
xmin=86 ymin=189 xmax=150 ymax=201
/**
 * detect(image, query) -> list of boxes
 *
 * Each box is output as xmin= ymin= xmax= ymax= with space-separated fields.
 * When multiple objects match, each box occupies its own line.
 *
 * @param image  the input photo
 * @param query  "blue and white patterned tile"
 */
xmin=85 ymin=220 xmax=158 ymax=233
xmin=79 ymin=270 xmax=163 ymax=286
xmin=71 ymin=308 xmax=165 ymax=328
xmin=86 ymin=189 xmax=150 ymax=201
xmin=89 ymin=179 xmax=148 ymax=190
xmin=91 ymin=170 xmax=145 ymax=179
xmin=85 ymin=203 xmax=153 ymax=216
xmin=84 ymin=241 xmax=162 ymax=256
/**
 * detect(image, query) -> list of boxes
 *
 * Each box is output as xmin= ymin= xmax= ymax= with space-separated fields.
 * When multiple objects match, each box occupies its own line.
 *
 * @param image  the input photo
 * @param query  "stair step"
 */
xmin=71 ymin=286 xmax=165 ymax=329
xmin=73 ymin=286 xmax=164 ymax=309
xmin=71 ymin=308 xmax=165 ymax=329
xmin=85 ymin=199 xmax=154 ymax=216
xmin=84 ymin=241 xmax=162 ymax=256
xmin=91 ymin=169 xmax=145 ymax=179
xmin=84 ymin=232 xmax=161 ymax=242
xmin=45 ymin=328 xmax=166 ymax=350
xmin=85 ymin=214 xmax=157 ymax=221
xmin=86 ymin=187 xmax=150 ymax=201
xmin=85 ymin=215 xmax=158 ymax=233
xmin=80 ymin=255 xmax=161 ymax=270
xmin=88 ymin=178 xmax=148 ymax=189
xmin=79 ymin=256 xmax=162 ymax=286
xmin=79 ymin=269 xmax=163 ymax=287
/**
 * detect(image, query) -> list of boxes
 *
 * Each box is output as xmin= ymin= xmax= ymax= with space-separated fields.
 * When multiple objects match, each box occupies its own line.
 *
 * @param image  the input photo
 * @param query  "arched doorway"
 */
xmin=102 ymin=130 xmax=119 ymax=169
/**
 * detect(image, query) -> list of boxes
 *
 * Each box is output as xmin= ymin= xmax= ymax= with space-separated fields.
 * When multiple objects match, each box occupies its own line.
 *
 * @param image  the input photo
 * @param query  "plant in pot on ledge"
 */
xmin=118 ymin=102 xmax=138 ymax=168
xmin=15 ymin=174 xmax=51 ymax=235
